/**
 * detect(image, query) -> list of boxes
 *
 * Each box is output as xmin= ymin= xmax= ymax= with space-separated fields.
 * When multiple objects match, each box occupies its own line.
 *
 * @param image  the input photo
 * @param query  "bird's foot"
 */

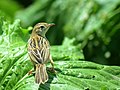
xmin=47 ymin=67 xmax=57 ymax=73
xmin=28 ymin=70 xmax=35 ymax=75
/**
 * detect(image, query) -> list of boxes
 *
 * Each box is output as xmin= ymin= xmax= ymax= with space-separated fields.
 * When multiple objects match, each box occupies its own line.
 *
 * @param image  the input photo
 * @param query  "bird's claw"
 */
xmin=28 ymin=70 xmax=35 ymax=75
xmin=47 ymin=67 xmax=57 ymax=73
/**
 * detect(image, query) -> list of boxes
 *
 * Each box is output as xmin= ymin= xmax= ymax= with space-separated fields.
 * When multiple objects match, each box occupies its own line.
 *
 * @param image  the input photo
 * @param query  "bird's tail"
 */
xmin=35 ymin=64 xmax=48 ymax=84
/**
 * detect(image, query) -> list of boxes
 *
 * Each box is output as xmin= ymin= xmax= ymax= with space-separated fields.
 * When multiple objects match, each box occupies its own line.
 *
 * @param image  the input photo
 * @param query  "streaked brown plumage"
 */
xmin=28 ymin=22 xmax=55 ymax=84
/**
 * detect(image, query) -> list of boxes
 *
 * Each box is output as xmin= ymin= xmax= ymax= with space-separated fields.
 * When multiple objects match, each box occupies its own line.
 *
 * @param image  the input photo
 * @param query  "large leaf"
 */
xmin=0 ymin=17 xmax=120 ymax=90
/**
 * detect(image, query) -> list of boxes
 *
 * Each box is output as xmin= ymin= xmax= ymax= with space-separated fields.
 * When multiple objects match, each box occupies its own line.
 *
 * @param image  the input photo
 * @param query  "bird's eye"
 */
xmin=40 ymin=26 xmax=45 ymax=29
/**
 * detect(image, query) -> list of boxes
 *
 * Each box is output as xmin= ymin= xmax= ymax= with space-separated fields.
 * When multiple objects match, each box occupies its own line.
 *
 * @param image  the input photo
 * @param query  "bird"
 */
xmin=27 ymin=22 xmax=55 ymax=84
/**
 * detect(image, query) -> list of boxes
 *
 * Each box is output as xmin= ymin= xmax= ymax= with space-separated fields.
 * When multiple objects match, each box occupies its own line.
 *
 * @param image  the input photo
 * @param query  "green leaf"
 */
xmin=0 ymin=17 xmax=32 ymax=90
xmin=0 ymin=16 xmax=120 ymax=90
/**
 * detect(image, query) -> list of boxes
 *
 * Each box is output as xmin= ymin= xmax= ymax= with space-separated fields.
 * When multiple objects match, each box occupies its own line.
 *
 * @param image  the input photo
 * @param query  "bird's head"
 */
xmin=32 ymin=22 xmax=55 ymax=37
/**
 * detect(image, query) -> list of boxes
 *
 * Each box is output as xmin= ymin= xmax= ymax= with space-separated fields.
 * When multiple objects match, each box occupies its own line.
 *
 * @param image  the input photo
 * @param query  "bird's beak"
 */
xmin=48 ymin=23 xmax=55 ymax=27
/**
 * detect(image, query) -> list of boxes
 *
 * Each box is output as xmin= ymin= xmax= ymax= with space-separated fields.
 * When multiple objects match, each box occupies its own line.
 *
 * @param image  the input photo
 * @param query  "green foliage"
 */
xmin=0 ymin=17 xmax=32 ymax=90
xmin=0 ymin=15 xmax=120 ymax=90
xmin=15 ymin=0 xmax=120 ymax=42
xmin=0 ymin=0 xmax=120 ymax=89
xmin=14 ymin=0 xmax=120 ymax=64
xmin=0 ymin=0 xmax=22 ymax=18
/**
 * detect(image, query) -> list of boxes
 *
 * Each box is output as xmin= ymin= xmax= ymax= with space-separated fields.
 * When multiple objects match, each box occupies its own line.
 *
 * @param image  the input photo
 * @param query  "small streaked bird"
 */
xmin=27 ymin=22 xmax=55 ymax=84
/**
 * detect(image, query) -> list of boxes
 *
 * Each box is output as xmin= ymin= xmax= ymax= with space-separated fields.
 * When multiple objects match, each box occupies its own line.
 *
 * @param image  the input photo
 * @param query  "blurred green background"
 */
xmin=0 ymin=0 xmax=120 ymax=65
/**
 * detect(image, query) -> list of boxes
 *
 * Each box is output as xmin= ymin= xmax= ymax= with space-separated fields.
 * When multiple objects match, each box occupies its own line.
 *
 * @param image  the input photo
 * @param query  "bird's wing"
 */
xmin=28 ymin=36 xmax=50 ymax=64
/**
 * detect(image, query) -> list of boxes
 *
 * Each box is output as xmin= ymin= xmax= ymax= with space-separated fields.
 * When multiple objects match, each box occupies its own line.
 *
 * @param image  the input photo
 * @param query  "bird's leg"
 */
xmin=28 ymin=70 xmax=34 ymax=75
xmin=49 ymin=55 xmax=54 ymax=68
xmin=49 ymin=55 xmax=56 ymax=73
